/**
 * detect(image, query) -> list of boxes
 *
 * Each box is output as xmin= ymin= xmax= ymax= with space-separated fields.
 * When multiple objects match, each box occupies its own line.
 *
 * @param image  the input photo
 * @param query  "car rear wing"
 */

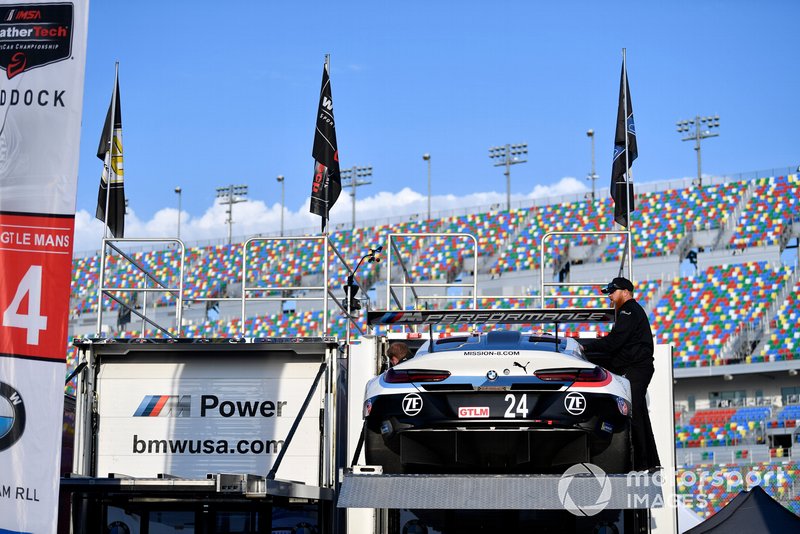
xmin=367 ymin=308 xmax=616 ymax=326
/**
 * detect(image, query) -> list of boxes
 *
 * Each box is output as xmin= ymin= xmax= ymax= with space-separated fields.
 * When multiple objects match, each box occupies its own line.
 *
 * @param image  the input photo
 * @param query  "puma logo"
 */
xmin=513 ymin=361 xmax=530 ymax=374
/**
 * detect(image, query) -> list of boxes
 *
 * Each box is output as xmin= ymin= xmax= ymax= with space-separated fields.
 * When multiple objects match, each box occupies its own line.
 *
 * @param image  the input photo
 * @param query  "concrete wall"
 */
xmin=696 ymin=245 xmax=782 ymax=272
xmin=673 ymin=372 xmax=799 ymax=410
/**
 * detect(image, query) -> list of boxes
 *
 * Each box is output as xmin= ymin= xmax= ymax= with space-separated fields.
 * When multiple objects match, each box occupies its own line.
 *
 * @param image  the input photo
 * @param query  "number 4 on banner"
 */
xmin=3 ymin=265 xmax=48 ymax=345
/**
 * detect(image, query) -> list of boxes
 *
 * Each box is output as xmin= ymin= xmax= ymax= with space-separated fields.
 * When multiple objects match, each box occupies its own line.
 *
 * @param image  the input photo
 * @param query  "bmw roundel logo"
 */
xmin=0 ymin=381 xmax=26 ymax=452
xmin=486 ymin=370 xmax=498 ymax=381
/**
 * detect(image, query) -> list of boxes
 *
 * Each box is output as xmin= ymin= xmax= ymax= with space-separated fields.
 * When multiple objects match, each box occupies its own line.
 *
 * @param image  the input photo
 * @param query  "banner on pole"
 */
xmin=611 ymin=60 xmax=637 ymax=228
xmin=0 ymin=1 xmax=89 ymax=533
xmin=95 ymin=72 xmax=125 ymax=238
xmin=309 ymin=60 xmax=341 ymax=232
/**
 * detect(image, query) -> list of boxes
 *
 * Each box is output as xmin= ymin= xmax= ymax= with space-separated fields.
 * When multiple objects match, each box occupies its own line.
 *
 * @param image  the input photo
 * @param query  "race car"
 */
xmin=363 ymin=329 xmax=633 ymax=474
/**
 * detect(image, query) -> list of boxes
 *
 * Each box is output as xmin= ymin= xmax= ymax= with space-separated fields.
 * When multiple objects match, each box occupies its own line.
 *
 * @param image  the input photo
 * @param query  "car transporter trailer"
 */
xmin=62 ymin=231 xmax=676 ymax=533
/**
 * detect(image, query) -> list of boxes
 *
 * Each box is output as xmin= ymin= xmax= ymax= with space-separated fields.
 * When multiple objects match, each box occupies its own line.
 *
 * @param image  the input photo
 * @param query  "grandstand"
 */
xmin=67 ymin=171 xmax=800 ymax=517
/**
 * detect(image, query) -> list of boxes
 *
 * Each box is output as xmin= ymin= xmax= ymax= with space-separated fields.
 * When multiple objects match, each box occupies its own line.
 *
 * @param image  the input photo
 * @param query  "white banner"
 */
xmin=0 ymin=1 xmax=88 ymax=533
xmin=0 ymin=1 xmax=87 ymax=216
xmin=96 ymin=358 xmax=323 ymax=484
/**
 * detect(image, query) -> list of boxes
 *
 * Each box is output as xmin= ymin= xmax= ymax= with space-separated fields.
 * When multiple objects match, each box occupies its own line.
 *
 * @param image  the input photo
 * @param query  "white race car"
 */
xmin=363 ymin=324 xmax=633 ymax=475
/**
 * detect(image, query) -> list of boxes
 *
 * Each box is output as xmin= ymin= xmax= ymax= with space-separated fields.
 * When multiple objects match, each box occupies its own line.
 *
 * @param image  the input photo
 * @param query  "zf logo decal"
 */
xmin=564 ymin=392 xmax=586 ymax=415
xmin=401 ymin=393 xmax=423 ymax=416
xmin=0 ymin=381 xmax=26 ymax=451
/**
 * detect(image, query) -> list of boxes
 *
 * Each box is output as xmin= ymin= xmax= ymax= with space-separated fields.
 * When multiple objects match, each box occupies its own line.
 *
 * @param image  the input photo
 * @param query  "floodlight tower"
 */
xmin=488 ymin=142 xmax=528 ymax=211
xmin=215 ymin=184 xmax=248 ymax=245
xmin=341 ymin=165 xmax=373 ymax=229
xmin=586 ymin=129 xmax=598 ymax=200
xmin=276 ymin=175 xmax=285 ymax=236
xmin=174 ymin=187 xmax=182 ymax=239
xmin=676 ymin=115 xmax=720 ymax=188
xmin=422 ymin=153 xmax=431 ymax=220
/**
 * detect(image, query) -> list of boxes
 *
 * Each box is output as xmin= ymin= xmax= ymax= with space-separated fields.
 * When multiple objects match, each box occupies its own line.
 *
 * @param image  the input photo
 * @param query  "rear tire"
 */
xmin=365 ymin=426 xmax=403 ymax=474
xmin=590 ymin=425 xmax=632 ymax=474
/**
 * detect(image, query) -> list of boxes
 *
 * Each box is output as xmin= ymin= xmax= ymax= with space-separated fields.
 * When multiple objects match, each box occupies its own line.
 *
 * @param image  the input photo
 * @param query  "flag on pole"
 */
xmin=611 ymin=61 xmax=637 ymax=228
xmin=96 ymin=70 xmax=125 ymax=237
xmin=309 ymin=60 xmax=341 ymax=232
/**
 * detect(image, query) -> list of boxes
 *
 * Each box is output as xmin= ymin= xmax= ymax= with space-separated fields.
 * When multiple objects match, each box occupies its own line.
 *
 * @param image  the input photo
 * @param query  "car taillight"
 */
xmin=384 ymin=368 xmax=451 ymax=383
xmin=534 ymin=366 xmax=607 ymax=382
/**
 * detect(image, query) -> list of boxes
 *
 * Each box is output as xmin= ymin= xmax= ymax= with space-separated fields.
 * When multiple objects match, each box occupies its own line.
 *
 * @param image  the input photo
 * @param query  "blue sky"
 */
xmin=73 ymin=1 xmax=800 ymax=252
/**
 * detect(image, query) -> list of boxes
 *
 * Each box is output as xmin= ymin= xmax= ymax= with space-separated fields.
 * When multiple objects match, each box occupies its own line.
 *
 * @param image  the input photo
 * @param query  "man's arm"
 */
xmin=585 ymin=308 xmax=636 ymax=355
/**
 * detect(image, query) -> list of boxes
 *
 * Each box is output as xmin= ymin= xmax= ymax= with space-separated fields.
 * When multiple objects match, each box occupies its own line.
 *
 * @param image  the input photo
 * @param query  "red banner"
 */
xmin=0 ymin=213 xmax=74 ymax=361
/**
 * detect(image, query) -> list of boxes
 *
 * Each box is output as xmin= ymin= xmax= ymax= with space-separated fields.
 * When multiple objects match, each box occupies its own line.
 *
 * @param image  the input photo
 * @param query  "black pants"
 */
xmin=625 ymin=365 xmax=661 ymax=471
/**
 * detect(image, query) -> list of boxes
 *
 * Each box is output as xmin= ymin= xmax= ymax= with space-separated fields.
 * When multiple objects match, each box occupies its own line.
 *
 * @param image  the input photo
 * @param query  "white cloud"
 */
xmin=72 ymin=177 xmax=588 ymax=255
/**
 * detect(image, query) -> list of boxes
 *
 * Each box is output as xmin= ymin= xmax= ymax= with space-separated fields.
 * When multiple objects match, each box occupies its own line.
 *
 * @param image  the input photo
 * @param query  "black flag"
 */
xmin=309 ymin=61 xmax=341 ymax=232
xmin=96 ymin=72 xmax=125 ymax=238
xmin=611 ymin=61 xmax=637 ymax=228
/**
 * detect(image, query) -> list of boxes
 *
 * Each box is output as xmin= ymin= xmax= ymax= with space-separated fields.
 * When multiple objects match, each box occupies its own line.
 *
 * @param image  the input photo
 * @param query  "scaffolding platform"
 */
xmin=338 ymin=470 xmax=664 ymax=510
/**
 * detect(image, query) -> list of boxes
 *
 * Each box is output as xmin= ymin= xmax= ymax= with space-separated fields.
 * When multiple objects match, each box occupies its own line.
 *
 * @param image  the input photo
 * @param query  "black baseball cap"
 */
xmin=601 ymin=277 xmax=634 ymax=294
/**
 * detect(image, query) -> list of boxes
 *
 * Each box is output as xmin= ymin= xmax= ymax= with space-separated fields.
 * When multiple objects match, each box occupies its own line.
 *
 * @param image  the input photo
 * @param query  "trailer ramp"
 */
xmin=339 ymin=470 xmax=663 ymax=510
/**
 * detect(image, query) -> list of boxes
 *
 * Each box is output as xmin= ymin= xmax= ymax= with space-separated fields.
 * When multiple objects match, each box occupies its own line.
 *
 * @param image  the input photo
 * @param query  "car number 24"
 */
xmin=457 ymin=394 xmax=529 ymax=418
xmin=463 ymin=393 xmax=586 ymax=419
xmin=503 ymin=393 xmax=528 ymax=418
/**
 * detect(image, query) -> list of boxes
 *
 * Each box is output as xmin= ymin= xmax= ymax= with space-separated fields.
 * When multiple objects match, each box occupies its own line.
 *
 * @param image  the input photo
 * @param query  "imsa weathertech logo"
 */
xmin=0 ymin=381 xmax=26 ymax=451
xmin=134 ymin=395 xmax=191 ymax=417
xmin=0 ymin=3 xmax=73 ymax=79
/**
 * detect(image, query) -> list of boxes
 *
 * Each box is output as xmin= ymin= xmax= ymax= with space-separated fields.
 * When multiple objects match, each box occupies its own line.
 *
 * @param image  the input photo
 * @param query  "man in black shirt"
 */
xmin=584 ymin=276 xmax=661 ymax=472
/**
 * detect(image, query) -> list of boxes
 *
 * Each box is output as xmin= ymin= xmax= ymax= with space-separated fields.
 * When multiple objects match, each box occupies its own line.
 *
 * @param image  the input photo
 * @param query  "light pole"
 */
xmin=276 ymin=175 xmax=285 ymax=236
xmin=215 ymin=184 xmax=248 ymax=245
xmin=676 ymin=115 xmax=720 ymax=188
xmin=422 ymin=153 xmax=431 ymax=220
xmin=488 ymin=143 xmax=527 ymax=211
xmin=586 ymin=130 xmax=598 ymax=200
xmin=341 ymin=165 xmax=373 ymax=229
xmin=174 ymin=186 xmax=182 ymax=239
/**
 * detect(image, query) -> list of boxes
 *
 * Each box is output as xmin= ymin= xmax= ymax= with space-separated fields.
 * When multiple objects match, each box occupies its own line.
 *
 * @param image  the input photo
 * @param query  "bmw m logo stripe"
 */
xmin=133 ymin=395 xmax=192 ymax=417
xmin=378 ymin=312 xmax=406 ymax=324
xmin=134 ymin=395 xmax=170 ymax=417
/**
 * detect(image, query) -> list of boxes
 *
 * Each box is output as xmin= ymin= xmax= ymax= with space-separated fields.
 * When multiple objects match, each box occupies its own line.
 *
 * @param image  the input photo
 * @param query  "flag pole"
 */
xmin=622 ymin=48 xmax=634 ymax=281
xmin=103 ymin=61 xmax=119 ymax=239
xmin=323 ymin=53 xmax=331 ymax=237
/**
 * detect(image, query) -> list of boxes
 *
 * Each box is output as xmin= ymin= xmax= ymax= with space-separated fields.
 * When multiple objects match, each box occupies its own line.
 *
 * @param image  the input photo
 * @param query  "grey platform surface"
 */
xmin=62 ymin=474 xmax=334 ymax=501
xmin=338 ymin=472 xmax=664 ymax=510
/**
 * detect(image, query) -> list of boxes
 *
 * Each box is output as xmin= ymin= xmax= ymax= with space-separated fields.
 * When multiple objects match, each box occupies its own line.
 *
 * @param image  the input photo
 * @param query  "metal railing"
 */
xmin=239 ymin=236 xmax=370 ymax=338
xmin=241 ymin=236 xmax=330 ymax=336
xmin=540 ymin=230 xmax=633 ymax=308
xmin=95 ymin=236 xmax=370 ymax=339
xmin=96 ymin=238 xmax=185 ymax=338
xmin=379 ymin=229 xmax=629 ymax=328
xmin=385 ymin=232 xmax=479 ymax=311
